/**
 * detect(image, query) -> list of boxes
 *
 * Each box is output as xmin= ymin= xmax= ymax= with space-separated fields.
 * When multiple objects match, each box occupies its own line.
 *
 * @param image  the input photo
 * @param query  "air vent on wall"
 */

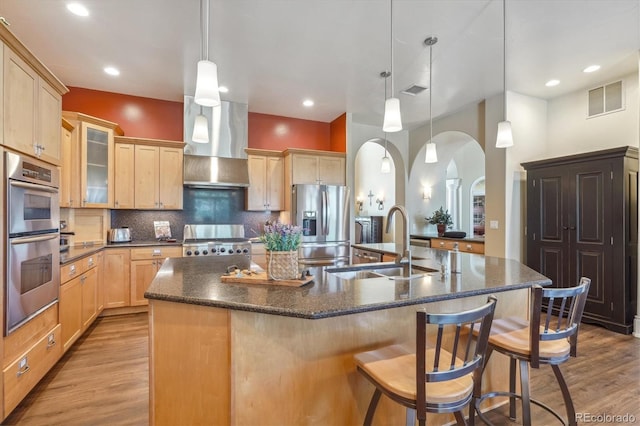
xmin=588 ymin=80 xmax=624 ymax=118
xmin=401 ymin=84 xmax=427 ymax=96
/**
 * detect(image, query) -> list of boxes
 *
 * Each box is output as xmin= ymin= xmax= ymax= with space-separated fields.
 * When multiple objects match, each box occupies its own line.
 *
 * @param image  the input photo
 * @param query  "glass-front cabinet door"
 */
xmin=80 ymin=122 xmax=114 ymax=207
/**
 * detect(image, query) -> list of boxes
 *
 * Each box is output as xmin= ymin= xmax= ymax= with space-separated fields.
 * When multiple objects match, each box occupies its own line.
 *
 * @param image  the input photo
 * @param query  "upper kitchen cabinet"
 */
xmin=1 ymin=26 xmax=68 ymax=164
xmin=284 ymin=149 xmax=346 ymax=186
xmin=62 ymin=112 xmax=123 ymax=208
xmin=246 ymin=149 xmax=284 ymax=211
xmin=113 ymin=142 xmax=135 ymax=209
xmin=283 ymin=149 xmax=346 ymax=210
xmin=114 ymin=136 xmax=184 ymax=210
xmin=522 ymin=146 xmax=638 ymax=334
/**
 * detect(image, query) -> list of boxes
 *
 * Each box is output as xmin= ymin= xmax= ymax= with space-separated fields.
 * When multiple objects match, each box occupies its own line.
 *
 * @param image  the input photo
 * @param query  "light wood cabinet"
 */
xmin=131 ymin=246 xmax=182 ymax=306
xmin=283 ymin=148 xmax=346 ymax=210
xmin=2 ymin=44 xmax=65 ymax=164
xmin=62 ymin=112 xmax=123 ymax=208
xmin=130 ymin=246 xmax=182 ymax=306
xmin=430 ymin=238 xmax=485 ymax=254
xmin=114 ymin=136 xmax=184 ymax=210
xmin=285 ymin=150 xmax=346 ymax=186
xmin=103 ymin=248 xmax=131 ymax=309
xmin=59 ymin=118 xmax=77 ymax=207
xmin=246 ymin=150 xmax=284 ymax=211
xmin=2 ymin=324 xmax=61 ymax=418
xmin=113 ymin=143 xmax=135 ymax=209
xmin=59 ymin=253 xmax=100 ymax=352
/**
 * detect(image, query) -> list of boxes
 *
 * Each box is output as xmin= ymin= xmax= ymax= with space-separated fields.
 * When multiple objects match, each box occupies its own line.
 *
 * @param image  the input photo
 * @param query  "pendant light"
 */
xmin=496 ymin=0 xmax=514 ymax=148
xmin=380 ymin=71 xmax=392 ymax=174
xmin=192 ymin=106 xmax=209 ymax=143
xmin=194 ymin=0 xmax=220 ymax=107
xmin=382 ymin=0 xmax=402 ymax=132
xmin=424 ymin=36 xmax=438 ymax=163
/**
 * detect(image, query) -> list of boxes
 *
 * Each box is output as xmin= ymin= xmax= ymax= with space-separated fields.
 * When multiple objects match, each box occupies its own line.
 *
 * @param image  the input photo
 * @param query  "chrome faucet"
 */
xmin=385 ymin=204 xmax=410 ymax=265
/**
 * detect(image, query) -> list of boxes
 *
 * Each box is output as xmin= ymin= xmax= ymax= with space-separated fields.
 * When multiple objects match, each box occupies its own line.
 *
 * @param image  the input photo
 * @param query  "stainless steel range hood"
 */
xmin=183 ymin=97 xmax=250 ymax=188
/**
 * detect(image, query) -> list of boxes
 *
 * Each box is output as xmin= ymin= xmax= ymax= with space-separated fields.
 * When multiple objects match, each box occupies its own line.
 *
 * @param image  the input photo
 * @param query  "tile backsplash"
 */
xmin=110 ymin=188 xmax=280 ymax=241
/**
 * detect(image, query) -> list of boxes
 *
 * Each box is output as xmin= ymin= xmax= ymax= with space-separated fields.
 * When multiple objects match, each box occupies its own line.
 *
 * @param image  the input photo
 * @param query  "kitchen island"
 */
xmin=145 ymin=250 xmax=550 ymax=426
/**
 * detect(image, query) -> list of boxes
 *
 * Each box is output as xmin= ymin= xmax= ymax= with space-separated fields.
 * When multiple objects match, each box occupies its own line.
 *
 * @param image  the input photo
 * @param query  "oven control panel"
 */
xmin=183 ymin=243 xmax=251 ymax=258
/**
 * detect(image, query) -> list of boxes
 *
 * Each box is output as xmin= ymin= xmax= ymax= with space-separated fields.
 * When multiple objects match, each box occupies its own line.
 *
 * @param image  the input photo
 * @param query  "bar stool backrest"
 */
xmin=530 ymin=277 xmax=591 ymax=368
xmin=416 ymin=296 xmax=497 ymax=418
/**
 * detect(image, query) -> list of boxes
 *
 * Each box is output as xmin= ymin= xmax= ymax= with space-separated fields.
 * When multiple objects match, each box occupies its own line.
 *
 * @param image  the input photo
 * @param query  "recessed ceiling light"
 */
xmin=104 ymin=66 xmax=120 ymax=76
xmin=66 ymin=3 xmax=89 ymax=17
xmin=545 ymin=79 xmax=560 ymax=87
xmin=583 ymin=65 xmax=601 ymax=73
xmin=218 ymin=86 xmax=229 ymax=93
xmin=303 ymin=99 xmax=314 ymax=107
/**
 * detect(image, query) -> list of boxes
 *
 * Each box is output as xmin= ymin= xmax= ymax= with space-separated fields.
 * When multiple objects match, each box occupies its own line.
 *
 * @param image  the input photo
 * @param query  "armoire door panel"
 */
xmin=540 ymin=176 xmax=564 ymax=241
xmin=575 ymin=171 xmax=605 ymax=243
xmin=539 ymin=248 xmax=564 ymax=288
xmin=576 ymin=250 xmax=605 ymax=303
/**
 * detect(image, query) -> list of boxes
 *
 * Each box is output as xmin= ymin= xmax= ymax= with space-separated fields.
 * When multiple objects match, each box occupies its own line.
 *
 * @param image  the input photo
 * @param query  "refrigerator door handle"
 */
xmin=322 ymin=190 xmax=329 ymax=235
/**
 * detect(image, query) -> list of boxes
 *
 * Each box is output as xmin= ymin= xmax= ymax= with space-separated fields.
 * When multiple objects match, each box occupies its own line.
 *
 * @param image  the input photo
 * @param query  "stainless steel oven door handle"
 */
xmin=10 ymin=234 xmax=59 ymax=245
xmin=9 ymin=180 xmax=59 ymax=193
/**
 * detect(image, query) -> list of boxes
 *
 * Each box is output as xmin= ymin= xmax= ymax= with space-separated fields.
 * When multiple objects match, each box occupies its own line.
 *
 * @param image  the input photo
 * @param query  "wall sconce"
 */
xmin=375 ymin=198 xmax=384 ymax=210
xmin=423 ymin=186 xmax=432 ymax=200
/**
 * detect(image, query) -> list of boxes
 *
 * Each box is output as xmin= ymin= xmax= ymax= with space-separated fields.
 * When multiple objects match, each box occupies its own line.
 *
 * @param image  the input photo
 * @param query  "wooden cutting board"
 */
xmin=220 ymin=271 xmax=314 ymax=287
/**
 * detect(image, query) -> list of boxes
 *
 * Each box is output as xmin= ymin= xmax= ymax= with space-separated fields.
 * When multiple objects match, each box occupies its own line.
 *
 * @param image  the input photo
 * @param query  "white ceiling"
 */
xmin=1 ymin=0 xmax=638 ymax=130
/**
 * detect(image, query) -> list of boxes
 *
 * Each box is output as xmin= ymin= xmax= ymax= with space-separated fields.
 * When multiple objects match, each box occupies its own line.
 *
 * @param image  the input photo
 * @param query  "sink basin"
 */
xmin=326 ymin=263 xmax=437 ymax=281
xmin=329 ymin=266 xmax=405 ymax=280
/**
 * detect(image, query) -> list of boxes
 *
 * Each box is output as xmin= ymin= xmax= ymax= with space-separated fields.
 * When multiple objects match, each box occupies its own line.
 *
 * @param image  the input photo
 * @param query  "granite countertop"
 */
xmin=60 ymin=245 xmax=105 ymax=264
xmin=60 ymin=240 xmax=183 ymax=264
xmin=352 ymin=243 xmax=431 ymax=259
xmin=144 ymin=249 xmax=550 ymax=320
xmin=410 ymin=234 xmax=486 ymax=243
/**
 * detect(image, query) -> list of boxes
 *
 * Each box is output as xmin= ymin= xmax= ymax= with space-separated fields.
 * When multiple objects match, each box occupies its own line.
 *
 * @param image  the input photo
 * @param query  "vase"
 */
xmin=267 ymin=250 xmax=299 ymax=280
xmin=437 ymin=224 xmax=446 ymax=237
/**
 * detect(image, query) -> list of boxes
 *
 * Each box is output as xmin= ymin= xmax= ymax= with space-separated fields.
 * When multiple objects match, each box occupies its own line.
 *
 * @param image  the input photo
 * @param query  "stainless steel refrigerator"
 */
xmin=291 ymin=184 xmax=350 ymax=271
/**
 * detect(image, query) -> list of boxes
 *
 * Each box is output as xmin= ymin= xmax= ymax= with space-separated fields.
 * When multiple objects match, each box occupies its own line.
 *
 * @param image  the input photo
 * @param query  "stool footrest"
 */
xmin=475 ymin=391 xmax=569 ymax=426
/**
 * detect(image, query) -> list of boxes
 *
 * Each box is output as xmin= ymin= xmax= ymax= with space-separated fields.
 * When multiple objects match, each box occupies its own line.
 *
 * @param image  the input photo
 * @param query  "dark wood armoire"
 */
xmin=522 ymin=146 xmax=638 ymax=334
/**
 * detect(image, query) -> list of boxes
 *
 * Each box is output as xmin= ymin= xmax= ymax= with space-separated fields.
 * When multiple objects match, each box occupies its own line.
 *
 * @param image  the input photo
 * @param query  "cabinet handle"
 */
xmin=80 ymin=276 xmax=86 ymax=284
xmin=159 ymin=202 xmax=164 ymax=208
xmin=152 ymin=249 xmax=162 ymax=256
xmin=16 ymin=357 xmax=30 ymax=377
xmin=115 ymin=201 xmax=119 ymax=207
xmin=466 ymin=244 xmax=473 ymax=251
xmin=439 ymin=242 xmax=445 ymax=247
xmin=69 ymin=265 xmax=77 ymax=276
xmin=47 ymin=334 xmax=57 ymax=349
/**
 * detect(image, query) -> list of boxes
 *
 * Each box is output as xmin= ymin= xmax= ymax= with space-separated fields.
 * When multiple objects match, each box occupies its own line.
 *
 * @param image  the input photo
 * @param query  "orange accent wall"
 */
xmin=248 ymin=112 xmax=331 ymax=151
xmin=62 ymin=87 xmax=183 ymax=140
xmin=329 ymin=113 xmax=347 ymax=153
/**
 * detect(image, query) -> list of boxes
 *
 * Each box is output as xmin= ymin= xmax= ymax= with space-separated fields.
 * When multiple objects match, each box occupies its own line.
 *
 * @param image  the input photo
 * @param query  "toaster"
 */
xmin=108 ymin=227 xmax=132 ymax=243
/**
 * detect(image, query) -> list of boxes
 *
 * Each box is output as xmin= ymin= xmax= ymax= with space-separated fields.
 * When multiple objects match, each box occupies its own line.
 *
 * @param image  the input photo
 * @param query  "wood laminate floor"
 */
xmin=3 ymin=314 xmax=639 ymax=425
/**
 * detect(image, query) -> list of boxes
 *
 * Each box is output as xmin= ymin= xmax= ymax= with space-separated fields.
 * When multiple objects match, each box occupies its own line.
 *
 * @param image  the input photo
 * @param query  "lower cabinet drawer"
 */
xmin=130 ymin=246 xmax=183 ymax=260
xmin=3 ymin=324 xmax=62 ymax=417
xmin=431 ymin=239 xmax=484 ymax=254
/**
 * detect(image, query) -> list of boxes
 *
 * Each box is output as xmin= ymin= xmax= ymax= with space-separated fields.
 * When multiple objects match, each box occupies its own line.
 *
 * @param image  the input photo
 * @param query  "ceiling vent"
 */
xmin=588 ymin=80 xmax=624 ymax=118
xmin=401 ymin=84 xmax=427 ymax=96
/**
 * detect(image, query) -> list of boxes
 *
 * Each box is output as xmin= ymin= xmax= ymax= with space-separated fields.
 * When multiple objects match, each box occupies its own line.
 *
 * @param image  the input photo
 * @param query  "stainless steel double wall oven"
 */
xmin=4 ymin=151 xmax=60 ymax=335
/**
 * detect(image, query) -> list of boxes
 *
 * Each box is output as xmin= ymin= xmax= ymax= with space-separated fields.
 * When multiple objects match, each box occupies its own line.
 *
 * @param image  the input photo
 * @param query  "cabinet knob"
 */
xmin=466 ymin=244 xmax=473 ymax=251
xmin=47 ymin=333 xmax=57 ymax=349
xmin=16 ymin=357 xmax=30 ymax=377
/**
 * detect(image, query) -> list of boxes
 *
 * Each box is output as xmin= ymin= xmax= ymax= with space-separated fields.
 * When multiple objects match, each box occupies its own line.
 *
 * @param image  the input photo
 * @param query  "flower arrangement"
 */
xmin=259 ymin=220 xmax=303 ymax=252
xmin=426 ymin=207 xmax=453 ymax=227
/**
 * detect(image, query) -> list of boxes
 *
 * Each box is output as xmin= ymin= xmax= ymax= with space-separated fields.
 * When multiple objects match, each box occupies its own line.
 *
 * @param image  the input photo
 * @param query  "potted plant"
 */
xmin=426 ymin=207 xmax=453 ymax=237
xmin=259 ymin=220 xmax=304 ymax=280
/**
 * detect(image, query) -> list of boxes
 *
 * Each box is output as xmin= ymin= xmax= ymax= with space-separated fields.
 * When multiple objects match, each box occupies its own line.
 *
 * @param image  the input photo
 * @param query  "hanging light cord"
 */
xmin=384 ymin=75 xmax=388 ymax=155
xmin=429 ymin=40 xmax=433 ymax=145
xmin=390 ymin=0 xmax=394 ymax=98
xmin=201 ymin=0 xmax=209 ymax=61
xmin=502 ymin=0 xmax=507 ymax=120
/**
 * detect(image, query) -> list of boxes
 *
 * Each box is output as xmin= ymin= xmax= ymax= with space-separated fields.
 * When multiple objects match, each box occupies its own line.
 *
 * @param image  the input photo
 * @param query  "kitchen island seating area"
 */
xmin=474 ymin=277 xmax=591 ymax=426
xmin=354 ymin=296 xmax=497 ymax=426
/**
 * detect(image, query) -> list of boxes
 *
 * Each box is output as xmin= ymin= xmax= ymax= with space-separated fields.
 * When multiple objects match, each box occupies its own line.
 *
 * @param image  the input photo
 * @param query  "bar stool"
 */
xmin=354 ymin=296 xmax=497 ymax=426
xmin=474 ymin=277 xmax=590 ymax=426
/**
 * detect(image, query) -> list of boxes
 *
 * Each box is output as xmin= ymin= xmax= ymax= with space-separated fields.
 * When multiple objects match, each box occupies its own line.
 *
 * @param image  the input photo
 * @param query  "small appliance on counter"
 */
xmin=108 ymin=227 xmax=132 ymax=243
